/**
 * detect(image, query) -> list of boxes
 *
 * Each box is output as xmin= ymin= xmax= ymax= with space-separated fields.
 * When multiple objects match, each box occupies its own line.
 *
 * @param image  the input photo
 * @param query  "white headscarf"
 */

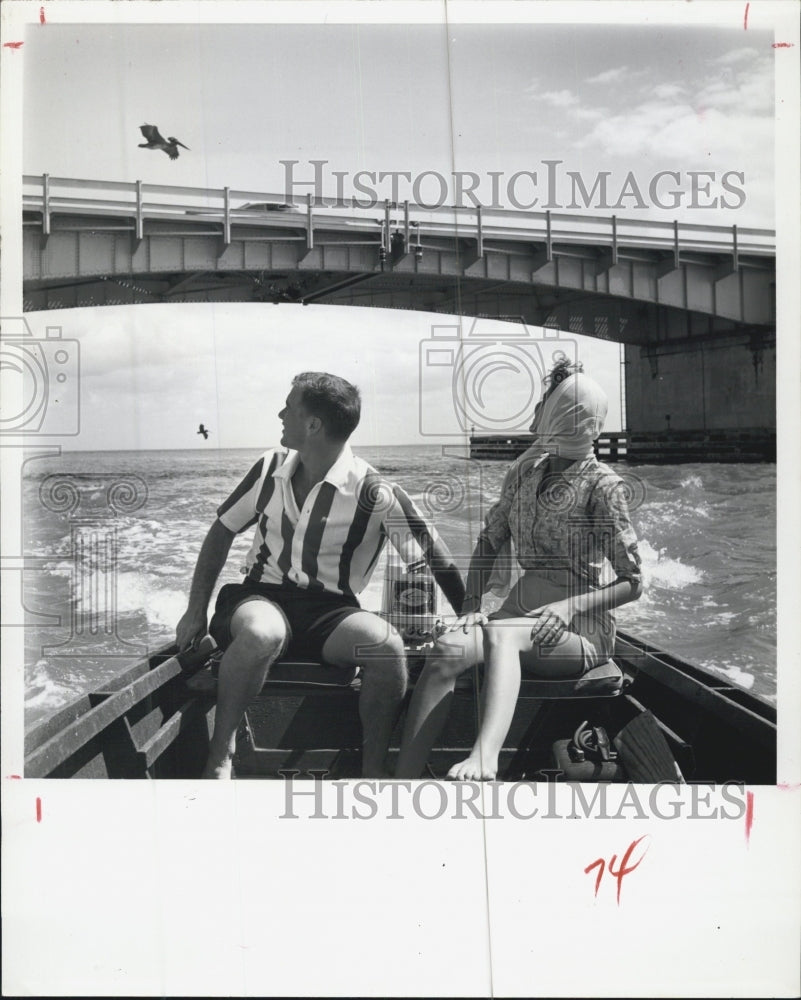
xmin=534 ymin=372 xmax=609 ymax=460
xmin=485 ymin=373 xmax=609 ymax=600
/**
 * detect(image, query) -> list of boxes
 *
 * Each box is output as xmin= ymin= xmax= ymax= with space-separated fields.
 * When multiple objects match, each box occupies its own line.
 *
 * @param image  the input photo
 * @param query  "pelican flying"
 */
xmin=138 ymin=124 xmax=190 ymax=160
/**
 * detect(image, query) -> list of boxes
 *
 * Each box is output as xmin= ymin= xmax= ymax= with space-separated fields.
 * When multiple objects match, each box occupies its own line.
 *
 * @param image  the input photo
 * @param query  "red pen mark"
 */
xmin=585 ymin=835 xmax=650 ymax=905
xmin=6 ymin=774 xmax=22 ymax=780
xmin=777 ymin=782 xmax=801 ymax=791
xmin=772 ymin=42 xmax=795 ymax=48
xmin=36 ymin=797 xmax=42 ymax=823
xmin=743 ymin=2 xmax=749 ymax=29
xmin=744 ymin=790 xmax=754 ymax=844
xmin=3 ymin=41 xmax=24 ymax=50
xmin=40 ymin=6 xmax=46 ymax=24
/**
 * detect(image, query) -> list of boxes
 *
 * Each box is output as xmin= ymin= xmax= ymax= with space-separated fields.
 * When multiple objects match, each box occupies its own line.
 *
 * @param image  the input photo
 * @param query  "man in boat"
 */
xmin=176 ymin=371 xmax=465 ymax=778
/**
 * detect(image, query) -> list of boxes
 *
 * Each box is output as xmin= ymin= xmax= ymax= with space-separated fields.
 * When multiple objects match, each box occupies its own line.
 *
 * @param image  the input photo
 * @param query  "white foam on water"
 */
xmin=144 ymin=587 xmax=192 ymax=637
xmin=638 ymin=539 xmax=704 ymax=589
xmin=25 ymin=659 xmax=83 ymax=710
xmin=706 ymin=663 xmax=756 ymax=691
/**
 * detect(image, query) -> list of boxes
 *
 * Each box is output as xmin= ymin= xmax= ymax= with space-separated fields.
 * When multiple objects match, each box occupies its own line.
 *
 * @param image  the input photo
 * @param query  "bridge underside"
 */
xmin=22 ymin=263 xmax=770 ymax=347
xmin=22 ymin=210 xmax=776 ymax=439
xmin=23 ymin=214 xmax=774 ymax=343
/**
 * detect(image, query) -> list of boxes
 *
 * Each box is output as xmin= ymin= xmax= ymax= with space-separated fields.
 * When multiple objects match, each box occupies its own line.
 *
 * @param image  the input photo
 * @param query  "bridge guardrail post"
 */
xmin=42 ymin=173 xmax=50 ymax=237
xmin=306 ymin=192 xmax=314 ymax=251
xmin=223 ymin=186 xmax=231 ymax=246
xmin=135 ymin=180 xmax=144 ymax=244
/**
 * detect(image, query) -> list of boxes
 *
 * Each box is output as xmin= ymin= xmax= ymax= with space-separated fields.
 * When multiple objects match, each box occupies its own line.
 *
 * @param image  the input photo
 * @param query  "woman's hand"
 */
xmin=528 ymin=600 xmax=573 ymax=646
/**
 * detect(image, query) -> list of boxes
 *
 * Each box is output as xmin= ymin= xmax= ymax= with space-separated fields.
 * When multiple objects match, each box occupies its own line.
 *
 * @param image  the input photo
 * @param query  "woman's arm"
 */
xmin=529 ymin=465 xmax=644 ymax=645
xmin=571 ymin=575 xmax=641 ymax=615
xmin=528 ymin=576 xmax=641 ymax=646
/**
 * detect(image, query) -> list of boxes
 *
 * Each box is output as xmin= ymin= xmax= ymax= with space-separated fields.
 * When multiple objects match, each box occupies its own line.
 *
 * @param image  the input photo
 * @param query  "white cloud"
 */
xmin=652 ymin=83 xmax=687 ymax=101
xmin=585 ymin=67 xmax=629 ymax=86
xmin=538 ymin=90 xmax=580 ymax=109
xmin=572 ymin=106 xmax=607 ymax=123
xmin=696 ymin=60 xmax=773 ymax=116
xmin=713 ymin=46 xmax=764 ymax=66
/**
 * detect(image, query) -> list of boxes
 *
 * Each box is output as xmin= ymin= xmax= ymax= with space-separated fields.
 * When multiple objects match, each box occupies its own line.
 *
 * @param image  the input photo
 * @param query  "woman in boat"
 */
xmin=395 ymin=361 xmax=643 ymax=780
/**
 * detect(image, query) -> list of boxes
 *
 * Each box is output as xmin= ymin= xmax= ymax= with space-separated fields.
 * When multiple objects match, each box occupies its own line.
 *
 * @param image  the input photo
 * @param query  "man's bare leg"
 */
xmin=204 ymin=601 xmax=288 ymax=778
xmin=322 ymin=612 xmax=406 ymax=778
xmin=395 ymin=628 xmax=482 ymax=779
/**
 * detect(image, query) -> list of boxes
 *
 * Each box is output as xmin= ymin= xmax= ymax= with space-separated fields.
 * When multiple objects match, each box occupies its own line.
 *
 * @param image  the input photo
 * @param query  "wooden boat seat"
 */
xmin=254 ymin=656 xmax=626 ymax=695
xmin=262 ymin=660 xmax=358 ymax=688
xmin=195 ymin=645 xmax=359 ymax=690
xmin=518 ymin=659 xmax=627 ymax=699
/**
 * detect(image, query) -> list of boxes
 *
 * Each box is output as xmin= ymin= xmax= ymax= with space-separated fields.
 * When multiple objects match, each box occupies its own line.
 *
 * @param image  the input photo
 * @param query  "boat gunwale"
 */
xmin=22 ymin=628 xmax=777 ymax=780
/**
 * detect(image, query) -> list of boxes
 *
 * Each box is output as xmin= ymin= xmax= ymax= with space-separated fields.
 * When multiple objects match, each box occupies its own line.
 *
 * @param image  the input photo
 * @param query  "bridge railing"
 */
xmin=22 ymin=174 xmax=776 ymax=257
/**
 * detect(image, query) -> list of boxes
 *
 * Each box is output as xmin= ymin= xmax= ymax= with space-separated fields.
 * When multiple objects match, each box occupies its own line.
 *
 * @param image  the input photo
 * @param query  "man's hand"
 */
xmin=528 ymin=600 xmax=573 ymax=646
xmin=447 ymin=610 xmax=488 ymax=635
xmin=176 ymin=608 xmax=208 ymax=652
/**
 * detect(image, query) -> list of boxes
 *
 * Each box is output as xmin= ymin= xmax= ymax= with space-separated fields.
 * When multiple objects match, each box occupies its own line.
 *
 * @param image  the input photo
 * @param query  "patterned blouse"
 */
xmin=481 ymin=454 xmax=642 ymax=592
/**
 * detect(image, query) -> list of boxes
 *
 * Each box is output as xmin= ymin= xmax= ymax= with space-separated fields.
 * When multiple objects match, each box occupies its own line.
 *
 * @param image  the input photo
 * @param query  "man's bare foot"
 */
xmin=202 ymin=755 xmax=233 ymax=779
xmin=446 ymin=752 xmax=497 ymax=781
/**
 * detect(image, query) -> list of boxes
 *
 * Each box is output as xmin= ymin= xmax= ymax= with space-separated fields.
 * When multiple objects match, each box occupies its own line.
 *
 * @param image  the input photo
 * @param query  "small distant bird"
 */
xmin=197 ymin=424 xmax=210 ymax=440
xmin=138 ymin=124 xmax=190 ymax=160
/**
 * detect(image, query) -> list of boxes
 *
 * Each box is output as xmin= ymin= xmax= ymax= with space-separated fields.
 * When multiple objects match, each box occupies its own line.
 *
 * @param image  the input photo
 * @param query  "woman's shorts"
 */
xmin=209 ymin=580 xmax=362 ymax=663
xmin=489 ymin=572 xmax=615 ymax=673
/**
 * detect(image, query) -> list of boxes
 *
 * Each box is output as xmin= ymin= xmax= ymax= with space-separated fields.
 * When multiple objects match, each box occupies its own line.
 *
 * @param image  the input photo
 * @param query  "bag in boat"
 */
xmin=551 ymin=720 xmax=626 ymax=782
xmin=552 ymin=711 xmax=683 ymax=783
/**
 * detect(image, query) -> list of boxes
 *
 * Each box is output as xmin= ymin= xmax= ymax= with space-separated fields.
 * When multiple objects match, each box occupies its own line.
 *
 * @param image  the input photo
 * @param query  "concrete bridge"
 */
xmin=21 ymin=174 xmax=776 ymax=439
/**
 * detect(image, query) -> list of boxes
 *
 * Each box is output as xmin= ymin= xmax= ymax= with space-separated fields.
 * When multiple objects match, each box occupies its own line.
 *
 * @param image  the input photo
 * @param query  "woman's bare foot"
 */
xmin=202 ymin=755 xmax=233 ymax=779
xmin=446 ymin=752 xmax=498 ymax=781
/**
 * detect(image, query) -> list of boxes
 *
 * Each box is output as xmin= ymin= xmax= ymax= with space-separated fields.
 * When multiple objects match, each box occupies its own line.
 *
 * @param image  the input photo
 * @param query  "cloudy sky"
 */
xmin=23 ymin=304 xmax=622 ymax=450
xmin=23 ymin=16 xmax=775 ymax=222
xmin=8 ymin=2 xmax=781 ymax=450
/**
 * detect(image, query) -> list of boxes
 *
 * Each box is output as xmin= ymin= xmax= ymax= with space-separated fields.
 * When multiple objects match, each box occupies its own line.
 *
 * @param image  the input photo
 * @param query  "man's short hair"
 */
xmin=292 ymin=372 xmax=361 ymax=441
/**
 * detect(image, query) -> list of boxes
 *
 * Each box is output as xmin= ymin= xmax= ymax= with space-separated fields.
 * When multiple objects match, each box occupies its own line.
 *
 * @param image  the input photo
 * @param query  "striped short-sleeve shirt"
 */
xmin=216 ymin=446 xmax=444 ymax=600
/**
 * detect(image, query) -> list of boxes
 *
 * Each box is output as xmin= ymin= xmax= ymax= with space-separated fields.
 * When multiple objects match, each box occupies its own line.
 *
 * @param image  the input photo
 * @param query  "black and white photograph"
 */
xmin=2 ymin=0 xmax=799 ymax=995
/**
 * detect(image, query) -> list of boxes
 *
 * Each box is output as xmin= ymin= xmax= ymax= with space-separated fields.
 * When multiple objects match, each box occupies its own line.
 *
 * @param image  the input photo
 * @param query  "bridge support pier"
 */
xmin=623 ymin=328 xmax=775 ymax=461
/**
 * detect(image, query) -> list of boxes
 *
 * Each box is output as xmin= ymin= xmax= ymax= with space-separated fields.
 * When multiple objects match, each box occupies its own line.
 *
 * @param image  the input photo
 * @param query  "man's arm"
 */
xmin=460 ymin=534 xmax=500 ymax=614
xmin=384 ymin=484 xmax=467 ymax=615
xmin=176 ymin=518 xmax=236 ymax=651
xmin=420 ymin=534 xmax=467 ymax=616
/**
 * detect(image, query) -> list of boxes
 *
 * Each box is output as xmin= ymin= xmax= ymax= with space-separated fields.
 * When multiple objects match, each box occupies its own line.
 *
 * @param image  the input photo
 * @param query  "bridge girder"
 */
xmin=23 ymin=209 xmax=774 ymax=344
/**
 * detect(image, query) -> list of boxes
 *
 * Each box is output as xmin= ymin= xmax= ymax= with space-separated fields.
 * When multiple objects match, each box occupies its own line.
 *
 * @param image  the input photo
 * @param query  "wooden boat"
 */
xmin=24 ymin=616 xmax=776 ymax=784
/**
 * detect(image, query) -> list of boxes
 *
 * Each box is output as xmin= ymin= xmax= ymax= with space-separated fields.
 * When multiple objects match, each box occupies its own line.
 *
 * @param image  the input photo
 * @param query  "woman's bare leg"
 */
xmin=447 ymin=619 xmax=586 ymax=781
xmin=395 ymin=628 xmax=483 ymax=778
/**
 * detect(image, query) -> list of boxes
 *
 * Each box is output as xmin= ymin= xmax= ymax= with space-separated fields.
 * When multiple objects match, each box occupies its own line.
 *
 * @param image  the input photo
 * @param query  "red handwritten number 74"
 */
xmin=585 ymin=835 xmax=650 ymax=904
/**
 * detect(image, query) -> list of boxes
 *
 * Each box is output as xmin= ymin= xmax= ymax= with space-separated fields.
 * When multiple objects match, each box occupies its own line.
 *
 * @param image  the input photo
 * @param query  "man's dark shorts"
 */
xmin=209 ymin=580 xmax=362 ymax=663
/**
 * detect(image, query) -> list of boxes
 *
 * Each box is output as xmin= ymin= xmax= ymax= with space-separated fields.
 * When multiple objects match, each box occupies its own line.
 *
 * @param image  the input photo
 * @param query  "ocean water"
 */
xmin=21 ymin=446 xmax=777 ymax=730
